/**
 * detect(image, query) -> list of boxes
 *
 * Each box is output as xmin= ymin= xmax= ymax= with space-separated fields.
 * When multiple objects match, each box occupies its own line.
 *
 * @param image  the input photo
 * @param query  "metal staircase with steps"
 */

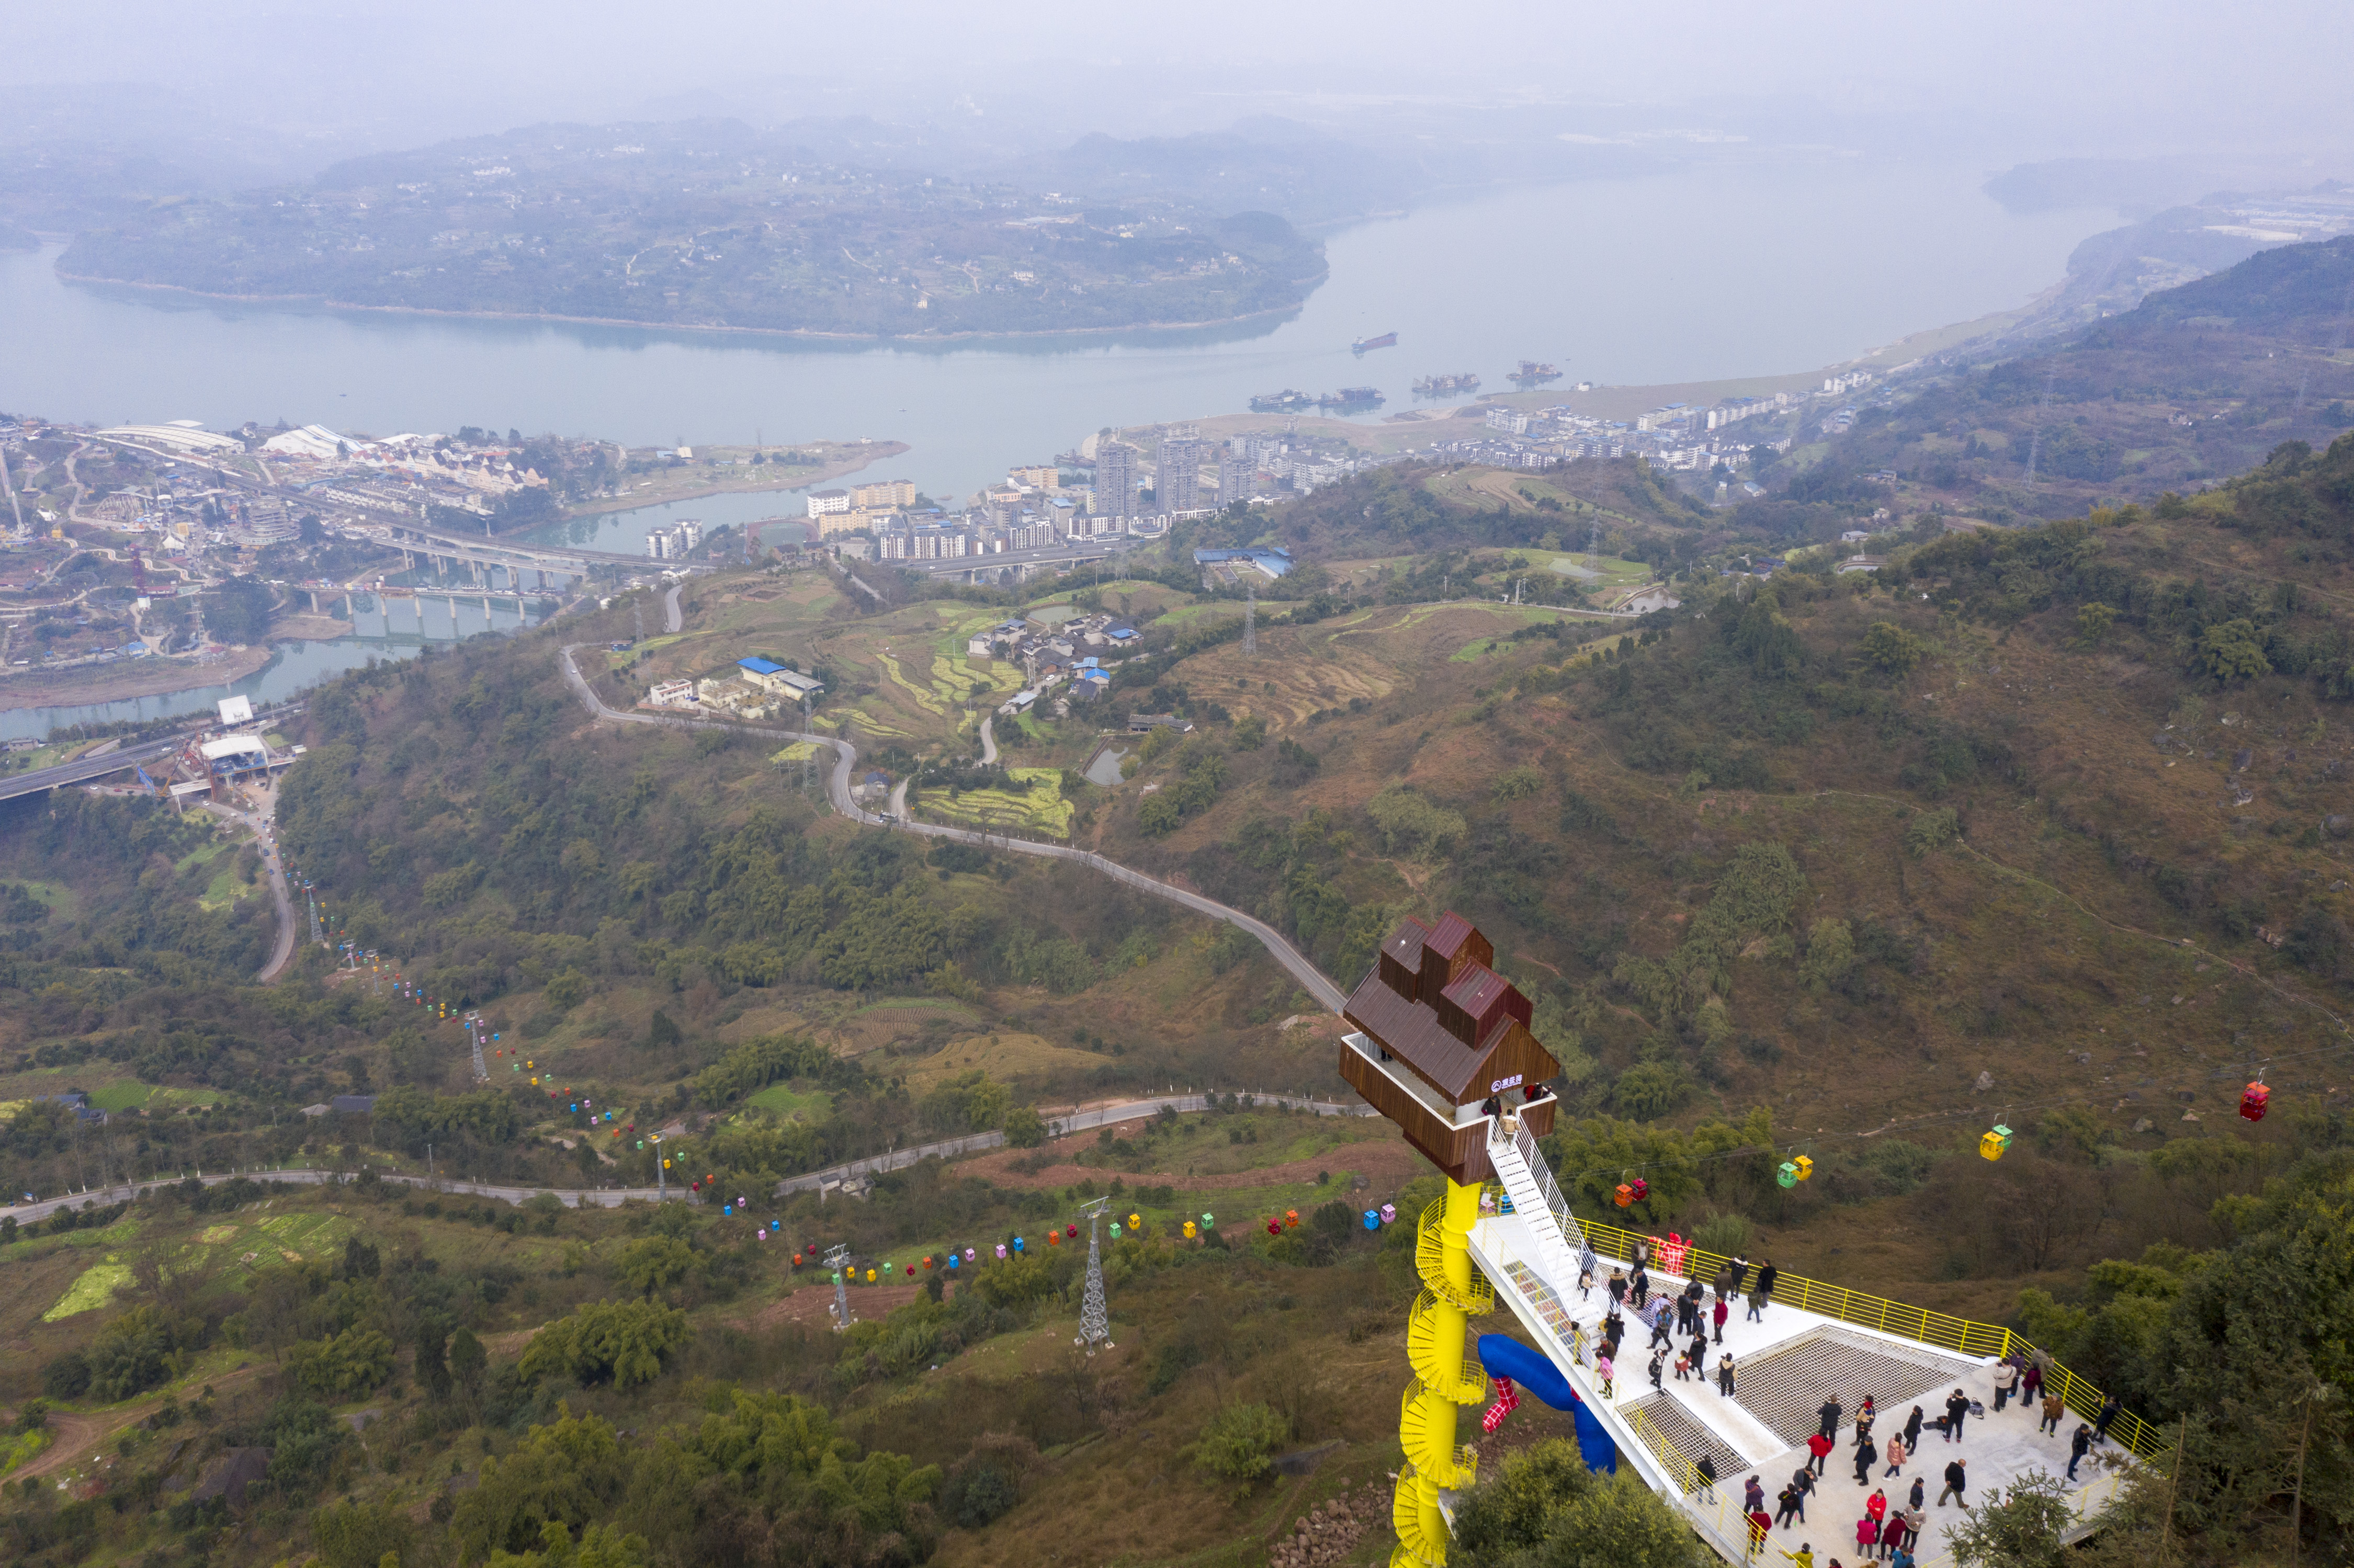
xmin=1486 ymin=1116 xmax=1585 ymax=1296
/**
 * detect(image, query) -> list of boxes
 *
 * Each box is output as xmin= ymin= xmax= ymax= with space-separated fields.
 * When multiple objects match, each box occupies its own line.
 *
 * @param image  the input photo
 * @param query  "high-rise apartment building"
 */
xmin=1217 ymin=452 xmax=1253 ymax=506
xmin=1095 ymin=441 xmax=1136 ymax=518
xmin=1158 ymin=433 xmax=1201 ymax=514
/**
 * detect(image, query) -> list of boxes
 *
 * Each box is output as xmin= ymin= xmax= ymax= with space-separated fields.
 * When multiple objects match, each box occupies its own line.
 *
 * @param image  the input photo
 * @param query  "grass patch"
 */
xmin=903 ymin=1032 xmax=1111 ymax=1090
xmin=43 ymin=1261 xmax=131 ymax=1320
xmin=1 ymin=1428 xmax=53 ymax=1475
xmin=914 ymin=769 xmax=1073 ymax=836
xmin=85 ymin=1081 xmax=154 ymax=1112
xmin=771 ymin=741 xmax=821 ymax=764
xmin=744 ymin=1084 xmax=833 ymax=1122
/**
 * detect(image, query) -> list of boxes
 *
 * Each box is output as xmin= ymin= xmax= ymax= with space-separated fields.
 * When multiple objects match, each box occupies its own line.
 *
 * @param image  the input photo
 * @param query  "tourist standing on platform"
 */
xmin=1749 ymin=1258 xmax=1776 ymax=1321
xmin=2021 ymin=1358 xmax=2044 ymax=1408
xmin=1906 ymin=1477 xmax=1926 ymax=1513
xmin=1608 ymin=1267 xmax=1628 ymax=1309
xmin=1682 ymin=1278 xmax=1706 ymax=1336
xmin=1650 ymin=1296 xmax=1676 ymax=1348
xmin=1943 ymin=1389 xmax=1970 ymax=1443
xmin=1631 ymin=1265 xmax=1651 ymax=1311
xmin=1746 ymin=1475 xmax=1767 ymax=1517
xmin=1852 ymin=1437 xmax=1878 ymax=1487
xmin=1729 ymin=1253 xmax=1751 ymax=1294
xmin=1819 ymin=1396 xmax=1843 ymax=1441
xmin=1719 ymin=1353 xmax=1737 ymax=1397
xmin=2040 ymin=1391 xmax=2066 ymax=1435
xmin=1578 ymin=1260 xmax=1595 ymax=1301
xmin=1882 ymin=1432 xmax=1907 ymax=1479
xmin=2068 ymin=1424 xmax=2092 ymax=1481
xmin=1695 ymin=1453 xmax=1719 ymax=1503
xmin=1807 ymin=1430 xmax=1836 ymax=1476
xmin=2094 ymin=1393 xmax=2122 ymax=1445
xmin=1879 ymin=1512 xmax=1908 ymax=1562
xmin=1777 ymin=1544 xmax=1812 ymax=1568
xmin=1716 ymin=1259 xmax=1737 ymax=1301
xmin=1854 ymin=1514 xmax=1878 ymax=1560
xmin=1746 ymin=1507 xmax=1772 ymax=1558
xmin=1775 ymin=1482 xmax=1804 ymax=1530
xmin=1853 ymin=1398 xmax=1877 ymax=1448
xmin=1597 ymin=1350 xmax=1615 ymax=1399
xmin=1993 ymin=1359 xmax=2020 ymax=1412
xmin=1903 ymin=1405 xmax=1924 ymax=1450
xmin=1790 ymin=1464 xmax=1816 ymax=1520
xmin=1649 ymin=1348 xmax=1666 ymax=1392
xmin=1714 ymin=1292 xmax=1731 ymax=1344
xmin=1937 ymin=1457 xmax=1967 ymax=1507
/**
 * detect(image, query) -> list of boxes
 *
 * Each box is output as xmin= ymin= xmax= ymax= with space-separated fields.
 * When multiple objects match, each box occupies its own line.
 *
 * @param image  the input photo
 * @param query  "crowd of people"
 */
xmin=1554 ymin=1235 xmax=2126 ymax=1563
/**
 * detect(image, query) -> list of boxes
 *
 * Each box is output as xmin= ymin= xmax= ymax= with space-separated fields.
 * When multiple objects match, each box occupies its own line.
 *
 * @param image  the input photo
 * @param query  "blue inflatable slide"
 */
xmin=1478 ymin=1334 xmax=1618 ymax=1474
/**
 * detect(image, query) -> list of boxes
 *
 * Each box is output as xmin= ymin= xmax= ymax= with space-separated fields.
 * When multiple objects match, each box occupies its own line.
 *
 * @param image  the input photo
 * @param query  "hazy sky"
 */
xmin=12 ymin=0 xmax=2353 ymax=163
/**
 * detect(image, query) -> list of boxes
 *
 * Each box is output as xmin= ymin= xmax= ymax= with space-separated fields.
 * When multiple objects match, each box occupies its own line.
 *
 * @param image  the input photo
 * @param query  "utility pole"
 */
xmin=653 ymin=1133 xmax=666 ymax=1201
xmin=1242 ymin=580 xmax=1256 ymax=656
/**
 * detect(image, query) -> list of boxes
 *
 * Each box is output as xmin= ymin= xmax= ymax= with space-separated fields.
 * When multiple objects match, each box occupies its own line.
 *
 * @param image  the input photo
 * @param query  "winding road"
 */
xmin=558 ymin=644 xmax=1346 ymax=1010
xmin=198 ymin=797 xmax=299 ymax=982
xmin=0 ymin=1093 xmax=1370 ymax=1221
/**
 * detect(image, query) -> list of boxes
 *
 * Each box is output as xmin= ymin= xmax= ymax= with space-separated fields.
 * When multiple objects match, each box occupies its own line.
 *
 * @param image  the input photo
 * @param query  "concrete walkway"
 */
xmin=1482 ymin=1213 xmax=2134 ymax=1568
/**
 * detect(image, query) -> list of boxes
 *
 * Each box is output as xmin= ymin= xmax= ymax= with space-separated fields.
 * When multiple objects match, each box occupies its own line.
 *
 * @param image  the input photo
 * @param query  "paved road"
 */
xmin=0 ymin=736 xmax=185 ymax=804
xmin=558 ymin=645 xmax=1346 ymax=1010
xmin=198 ymin=797 xmax=298 ymax=981
xmin=978 ymin=714 xmax=998 ymax=765
xmin=0 ymin=1093 xmax=1371 ymax=1221
xmin=662 ymin=582 xmax=682 ymax=634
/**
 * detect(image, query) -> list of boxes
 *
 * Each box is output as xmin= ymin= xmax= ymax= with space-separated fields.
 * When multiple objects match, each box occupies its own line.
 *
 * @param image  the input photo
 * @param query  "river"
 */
xmin=0 ymin=597 xmax=544 ymax=741
xmin=2 ymin=154 xmax=2118 ymax=512
xmin=2 ymin=154 xmax=2121 ymax=729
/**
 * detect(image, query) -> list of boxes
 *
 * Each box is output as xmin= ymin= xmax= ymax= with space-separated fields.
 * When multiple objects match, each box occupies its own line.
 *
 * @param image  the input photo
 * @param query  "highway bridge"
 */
xmin=378 ymin=520 xmax=677 ymax=590
xmin=0 ymin=735 xmax=188 ymax=805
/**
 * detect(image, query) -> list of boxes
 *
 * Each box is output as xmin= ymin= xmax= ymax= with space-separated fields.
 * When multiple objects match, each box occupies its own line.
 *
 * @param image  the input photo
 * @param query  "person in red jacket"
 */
xmin=1807 ymin=1430 xmax=1836 ymax=1476
xmin=1714 ymin=1292 xmax=1732 ymax=1344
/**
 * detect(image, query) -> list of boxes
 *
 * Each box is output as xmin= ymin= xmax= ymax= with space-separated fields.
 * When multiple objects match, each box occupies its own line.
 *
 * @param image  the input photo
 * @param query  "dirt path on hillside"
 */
xmin=15 ymin=1359 xmax=274 ymax=1483
xmin=738 ymin=1280 xmax=923 ymax=1330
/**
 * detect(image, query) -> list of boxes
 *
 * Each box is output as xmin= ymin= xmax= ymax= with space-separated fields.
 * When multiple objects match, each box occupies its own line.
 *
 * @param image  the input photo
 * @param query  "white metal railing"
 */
xmin=1512 ymin=1117 xmax=1582 ymax=1255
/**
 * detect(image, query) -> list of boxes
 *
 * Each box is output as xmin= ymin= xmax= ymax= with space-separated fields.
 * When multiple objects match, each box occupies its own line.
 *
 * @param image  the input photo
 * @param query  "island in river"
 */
xmin=57 ymin=120 xmax=1328 ymax=339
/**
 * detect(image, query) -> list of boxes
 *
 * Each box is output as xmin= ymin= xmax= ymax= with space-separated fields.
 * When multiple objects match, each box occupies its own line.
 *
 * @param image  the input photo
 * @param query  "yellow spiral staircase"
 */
xmin=1390 ymin=1182 xmax=1492 ymax=1568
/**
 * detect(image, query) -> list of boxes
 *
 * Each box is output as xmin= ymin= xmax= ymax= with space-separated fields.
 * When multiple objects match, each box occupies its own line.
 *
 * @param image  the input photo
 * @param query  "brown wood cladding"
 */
xmin=1339 ymin=1046 xmax=1491 ymax=1186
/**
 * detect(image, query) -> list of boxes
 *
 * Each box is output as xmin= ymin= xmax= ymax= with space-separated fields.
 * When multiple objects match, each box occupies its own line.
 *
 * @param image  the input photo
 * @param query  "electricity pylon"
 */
xmin=825 ymin=1243 xmax=854 ymax=1332
xmin=1076 ymin=1196 xmax=1113 ymax=1353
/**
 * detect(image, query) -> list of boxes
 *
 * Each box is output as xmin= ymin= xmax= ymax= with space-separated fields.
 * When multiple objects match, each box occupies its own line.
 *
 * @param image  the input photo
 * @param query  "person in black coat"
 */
xmin=1903 ymin=1405 xmax=1924 ymax=1450
xmin=1853 ymin=1436 xmax=1879 ymax=1487
xmin=1943 ymin=1389 xmax=1970 ymax=1443
xmin=1937 ymin=1457 xmax=1968 ymax=1507
xmin=1819 ymin=1396 xmax=1843 ymax=1440
xmin=2068 ymin=1424 xmax=2093 ymax=1481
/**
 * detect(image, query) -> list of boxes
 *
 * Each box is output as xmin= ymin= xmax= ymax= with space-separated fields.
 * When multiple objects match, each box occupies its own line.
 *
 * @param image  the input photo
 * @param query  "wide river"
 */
xmin=2 ymin=155 xmax=2117 ymax=509
xmin=2 ymin=155 xmax=2117 ymax=732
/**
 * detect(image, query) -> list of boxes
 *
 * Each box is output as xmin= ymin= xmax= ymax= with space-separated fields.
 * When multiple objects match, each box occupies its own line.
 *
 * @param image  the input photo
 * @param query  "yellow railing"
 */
xmin=1571 ymin=1215 xmax=2171 ymax=1463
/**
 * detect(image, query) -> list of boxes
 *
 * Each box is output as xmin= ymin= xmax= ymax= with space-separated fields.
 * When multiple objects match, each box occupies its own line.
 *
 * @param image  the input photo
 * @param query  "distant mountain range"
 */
xmin=1776 ymin=231 xmax=2354 ymax=522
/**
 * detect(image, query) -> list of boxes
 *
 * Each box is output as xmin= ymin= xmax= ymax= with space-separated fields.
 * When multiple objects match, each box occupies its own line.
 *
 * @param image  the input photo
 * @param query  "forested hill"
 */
xmin=1785 ymin=233 xmax=2354 ymax=519
xmin=55 ymin=119 xmax=1326 ymax=337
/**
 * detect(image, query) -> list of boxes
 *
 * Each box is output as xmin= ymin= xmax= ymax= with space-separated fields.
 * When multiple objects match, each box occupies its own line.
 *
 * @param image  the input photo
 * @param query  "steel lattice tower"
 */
xmin=1242 ymin=581 xmax=1256 ymax=655
xmin=1075 ymin=1196 xmax=1113 ymax=1353
xmin=825 ymin=1244 xmax=853 ymax=1332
